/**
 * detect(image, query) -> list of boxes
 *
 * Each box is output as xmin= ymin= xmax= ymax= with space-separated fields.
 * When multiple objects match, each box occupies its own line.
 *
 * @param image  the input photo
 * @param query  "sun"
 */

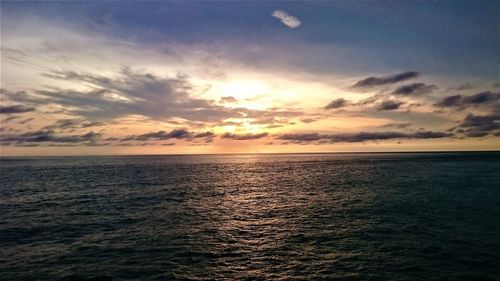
xmin=221 ymin=80 xmax=269 ymax=100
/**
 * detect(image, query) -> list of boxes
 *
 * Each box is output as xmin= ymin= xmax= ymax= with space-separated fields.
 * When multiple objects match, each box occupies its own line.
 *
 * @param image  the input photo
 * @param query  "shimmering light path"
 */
xmin=1 ymin=153 xmax=499 ymax=280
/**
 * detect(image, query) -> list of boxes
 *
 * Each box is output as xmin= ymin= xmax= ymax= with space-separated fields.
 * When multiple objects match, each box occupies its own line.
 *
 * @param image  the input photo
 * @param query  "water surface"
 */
xmin=1 ymin=152 xmax=499 ymax=280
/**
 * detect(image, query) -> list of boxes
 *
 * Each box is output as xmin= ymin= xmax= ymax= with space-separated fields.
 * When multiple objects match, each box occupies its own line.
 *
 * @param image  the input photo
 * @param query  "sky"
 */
xmin=0 ymin=1 xmax=499 ymax=155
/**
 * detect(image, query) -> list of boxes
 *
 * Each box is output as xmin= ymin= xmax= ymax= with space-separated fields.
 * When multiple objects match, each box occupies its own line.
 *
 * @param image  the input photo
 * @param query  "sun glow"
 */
xmin=214 ymin=117 xmax=269 ymax=135
xmin=221 ymin=80 xmax=269 ymax=100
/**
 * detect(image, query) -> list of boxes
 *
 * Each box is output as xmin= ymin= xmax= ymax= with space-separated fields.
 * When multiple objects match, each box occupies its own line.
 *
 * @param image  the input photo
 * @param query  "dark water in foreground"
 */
xmin=1 ymin=152 xmax=499 ymax=281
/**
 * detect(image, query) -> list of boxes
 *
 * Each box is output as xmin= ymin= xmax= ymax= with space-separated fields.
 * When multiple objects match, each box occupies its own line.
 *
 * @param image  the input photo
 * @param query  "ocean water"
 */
xmin=1 ymin=152 xmax=499 ymax=281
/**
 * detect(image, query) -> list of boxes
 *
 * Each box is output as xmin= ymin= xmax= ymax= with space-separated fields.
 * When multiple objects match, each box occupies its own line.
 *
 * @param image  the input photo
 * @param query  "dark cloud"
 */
xmin=276 ymin=130 xmax=452 ymax=143
xmin=278 ymin=133 xmax=322 ymax=141
xmin=0 ymin=105 xmax=35 ymax=114
xmin=412 ymin=131 xmax=452 ymax=139
xmin=51 ymin=119 xmax=80 ymax=129
xmin=435 ymin=95 xmax=462 ymax=107
xmin=82 ymin=121 xmax=105 ymax=128
xmin=300 ymin=118 xmax=319 ymax=123
xmin=4 ymin=68 xmax=302 ymax=123
xmin=194 ymin=131 xmax=215 ymax=138
xmin=463 ymin=91 xmax=500 ymax=104
xmin=434 ymin=91 xmax=500 ymax=109
xmin=219 ymin=96 xmax=237 ymax=103
xmin=353 ymin=71 xmax=419 ymax=88
xmin=14 ymin=143 xmax=40 ymax=147
xmin=459 ymin=114 xmax=499 ymax=131
xmin=325 ymin=98 xmax=349 ymax=110
xmin=391 ymin=83 xmax=438 ymax=96
xmin=0 ymin=130 xmax=101 ymax=145
xmin=19 ymin=117 xmax=35 ymax=125
xmin=377 ymin=100 xmax=405 ymax=111
xmin=465 ymin=131 xmax=489 ymax=138
xmin=121 ymin=129 xmax=214 ymax=142
xmin=43 ymin=118 xmax=105 ymax=131
xmin=450 ymin=113 xmax=500 ymax=137
xmin=446 ymin=83 xmax=476 ymax=92
xmin=3 ymin=116 xmax=20 ymax=122
xmin=378 ymin=122 xmax=412 ymax=129
xmin=221 ymin=132 xmax=268 ymax=140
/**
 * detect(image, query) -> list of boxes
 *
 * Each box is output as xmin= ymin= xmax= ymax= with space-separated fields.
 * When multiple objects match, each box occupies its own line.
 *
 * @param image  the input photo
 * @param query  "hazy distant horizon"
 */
xmin=1 ymin=149 xmax=499 ymax=158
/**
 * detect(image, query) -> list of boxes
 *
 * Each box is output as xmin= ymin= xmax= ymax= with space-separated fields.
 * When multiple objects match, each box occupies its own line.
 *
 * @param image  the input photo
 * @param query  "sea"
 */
xmin=1 ymin=152 xmax=499 ymax=281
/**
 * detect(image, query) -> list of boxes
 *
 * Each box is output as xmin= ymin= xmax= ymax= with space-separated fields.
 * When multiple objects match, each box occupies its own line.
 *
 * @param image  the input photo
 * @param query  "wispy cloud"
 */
xmin=0 ymin=105 xmax=35 ymax=114
xmin=391 ymin=83 xmax=438 ymax=96
xmin=277 ymin=130 xmax=452 ymax=144
xmin=378 ymin=122 xmax=412 ymax=129
xmin=221 ymin=132 xmax=269 ymax=140
xmin=120 ymin=129 xmax=215 ymax=142
xmin=457 ymin=114 xmax=499 ymax=136
xmin=1 ymin=130 xmax=101 ymax=145
xmin=324 ymin=98 xmax=349 ymax=110
xmin=3 ymin=68 xmax=301 ymax=124
xmin=352 ymin=71 xmax=419 ymax=88
xmin=434 ymin=91 xmax=500 ymax=110
xmin=377 ymin=100 xmax=405 ymax=111
xmin=272 ymin=10 xmax=301 ymax=29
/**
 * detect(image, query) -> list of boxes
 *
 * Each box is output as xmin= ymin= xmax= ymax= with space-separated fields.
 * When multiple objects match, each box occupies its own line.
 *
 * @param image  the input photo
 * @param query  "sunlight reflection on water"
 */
xmin=1 ymin=153 xmax=499 ymax=280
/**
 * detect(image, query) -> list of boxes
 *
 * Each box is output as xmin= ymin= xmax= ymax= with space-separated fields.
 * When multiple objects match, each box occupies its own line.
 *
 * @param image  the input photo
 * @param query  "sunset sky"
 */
xmin=1 ymin=1 xmax=499 ymax=155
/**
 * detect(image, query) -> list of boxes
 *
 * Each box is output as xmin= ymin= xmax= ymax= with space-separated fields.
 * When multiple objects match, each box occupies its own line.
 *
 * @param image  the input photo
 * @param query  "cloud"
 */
xmin=446 ymin=83 xmax=476 ymax=92
xmin=434 ymin=95 xmax=462 ymax=107
xmin=465 ymin=131 xmax=489 ymax=138
xmin=120 ymin=129 xmax=215 ymax=142
xmin=448 ymin=113 xmax=499 ymax=138
xmin=462 ymin=91 xmax=500 ymax=104
xmin=277 ymin=133 xmax=322 ymax=141
xmin=378 ymin=122 xmax=412 ymax=129
xmin=325 ymin=98 xmax=349 ymax=110
xmin=391 ymin=83 xmax=438 ymax=96
xmin=0 ymin=105 xmax=35 ymax=114
xmin=1 ymin=130 xmax=101 ymax=145
xmin=300 ymin=118 xmax=319 ymax=124
xmin=411 ymin=131 xmax=453 ymax=139
xmin=3 ymin=68 xmax=301 ymax=124
xmin=352 ymin=71 xmax=419 ymax=88
xmin=82 ymin=121 xmax=104 ymax=128
xmin=194 ymin=131 xmax=216 ymax=138
xmin=221 ymin=132 xmax=268 ymax=140
xmin=219 ymin=96 xmax=237 ymax=103
xmin=276 ymin=130 xmax=452 ymax=143
xmin=42 ymin=118 xmax=105 ymax=131
xmin=434 ymin=91 xmax=500 ymax=109
xmin=3 ymin=116 xmax=20 ymax=122
xmin=459 ymin=114 xmax=499 ymax=131
xmin=272 ymin=10 xmax=301 ymax=29
xmin=377 ymin=100 xmax=405 ymax=111
xmin=19 ymin=117 xmax=35 ymax=124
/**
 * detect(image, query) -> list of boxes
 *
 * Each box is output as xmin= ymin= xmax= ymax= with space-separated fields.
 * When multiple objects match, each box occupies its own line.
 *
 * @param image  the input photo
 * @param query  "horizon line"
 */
xmin=1 ymin=149 xmax=499 ymax=158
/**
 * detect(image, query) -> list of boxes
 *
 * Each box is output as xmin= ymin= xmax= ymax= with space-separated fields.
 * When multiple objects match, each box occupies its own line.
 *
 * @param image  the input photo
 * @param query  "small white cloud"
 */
xmin=272 ymin=10 xmax=301 ymax=29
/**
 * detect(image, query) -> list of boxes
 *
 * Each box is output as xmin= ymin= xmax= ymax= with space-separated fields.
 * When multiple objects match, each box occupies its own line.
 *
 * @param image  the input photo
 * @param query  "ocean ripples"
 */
xmin=1 ymin=152 xmax=499 ymax=280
